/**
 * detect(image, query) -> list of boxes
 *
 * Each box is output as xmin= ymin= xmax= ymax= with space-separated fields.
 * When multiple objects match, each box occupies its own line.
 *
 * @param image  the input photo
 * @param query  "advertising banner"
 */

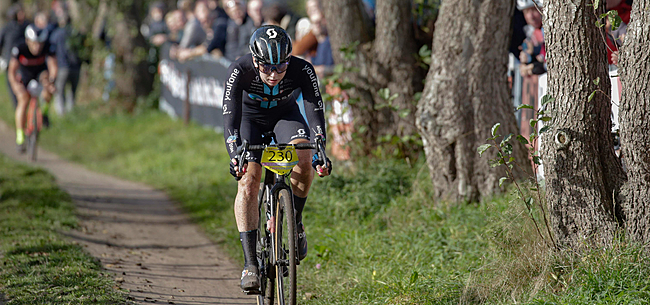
xmin=158 ymin=43 xmax=232 ymax=131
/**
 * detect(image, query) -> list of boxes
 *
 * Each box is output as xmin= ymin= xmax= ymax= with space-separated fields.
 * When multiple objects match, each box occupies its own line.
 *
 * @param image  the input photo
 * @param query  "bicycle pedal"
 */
xmin=243 ymin=288 xmax=262 ymax=295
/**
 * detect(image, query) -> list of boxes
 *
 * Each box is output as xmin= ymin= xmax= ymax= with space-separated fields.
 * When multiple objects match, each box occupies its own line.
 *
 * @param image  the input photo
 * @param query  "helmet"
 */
xmin=516 ymin=0 xmax=542 ymax=10
xmin=25 ymin=24 xmax=48 ymax=43
xmin=249 ymin=25 xmax=292 ymax=65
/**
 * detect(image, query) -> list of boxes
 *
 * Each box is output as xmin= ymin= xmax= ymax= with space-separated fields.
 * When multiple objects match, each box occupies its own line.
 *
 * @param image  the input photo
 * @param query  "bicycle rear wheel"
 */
xmin=274 ymin=189 xmax=297 ymax=305
xmin=28 ymin=101 xmax=38 ymax=162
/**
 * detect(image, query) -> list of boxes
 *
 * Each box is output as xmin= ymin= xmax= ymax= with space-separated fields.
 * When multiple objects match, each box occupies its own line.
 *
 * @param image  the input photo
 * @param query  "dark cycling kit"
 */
xmin=222 ymin=53 xmax=327 ymax=162
xmin=11 ymin=41 xmax=53 ymax=87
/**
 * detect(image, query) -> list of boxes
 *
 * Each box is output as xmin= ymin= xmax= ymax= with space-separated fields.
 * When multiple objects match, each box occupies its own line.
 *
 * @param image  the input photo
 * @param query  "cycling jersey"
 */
xmin=222 ymin=53 xmax=326 ymax=161
xmin=11 ymin=41 xmax=54 ymax=85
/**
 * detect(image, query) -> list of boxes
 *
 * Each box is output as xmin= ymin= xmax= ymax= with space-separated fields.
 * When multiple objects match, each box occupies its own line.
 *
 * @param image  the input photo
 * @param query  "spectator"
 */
xmin=178 ymin=0 xmax=206 ymax=48
xmin=292 ymin=0 xmax=322 ymax=60
xmin=606 ymin=0 xmax=632 ymax=67
xmin=261 ymin=2 xmax=286 ymax=26
xmin=205 ymin=0 xmax=256 ymax=62
xmin=175 ymin=0 xmax=220 ymax=62
xmin=248 ymin=0 xmax=264 ymax=27
xmin=0 ymin=4 xmax=28 ymax=108
xmin=143 ymin=1 xmax=169 ymax=46
xmin=50 ymin=13 xmax=83 ymax=115
xmin=309 ymin=12 xmax=334 ymax=78
xmin=517 ymin=0 xmax=545 ymax=76
xmin=165 ymin=9 xmax=186 ymax=44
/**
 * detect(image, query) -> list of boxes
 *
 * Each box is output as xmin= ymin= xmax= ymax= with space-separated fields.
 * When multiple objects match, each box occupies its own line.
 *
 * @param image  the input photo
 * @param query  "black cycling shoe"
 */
xmin=297 ymin=222 xmax=308 ymax=261
xmin=16 ymin=143 xmax=26 ymax=154
xmin=240 ymin=265 xmax=261 ymax=293
xmin=42 ymin=115 xmax=50 ymax=129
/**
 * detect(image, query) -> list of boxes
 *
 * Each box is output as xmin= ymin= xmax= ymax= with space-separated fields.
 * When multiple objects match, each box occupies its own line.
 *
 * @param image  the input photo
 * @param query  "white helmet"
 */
xmin=25 ymin=24 xmax=48 ymax=43
xmin=517 ymin=0 xmax=542 ymax=10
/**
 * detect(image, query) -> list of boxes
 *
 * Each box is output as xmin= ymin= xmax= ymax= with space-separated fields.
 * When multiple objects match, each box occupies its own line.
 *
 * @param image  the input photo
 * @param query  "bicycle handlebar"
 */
xmin=235 ymin=135 xmax=328 ymax=176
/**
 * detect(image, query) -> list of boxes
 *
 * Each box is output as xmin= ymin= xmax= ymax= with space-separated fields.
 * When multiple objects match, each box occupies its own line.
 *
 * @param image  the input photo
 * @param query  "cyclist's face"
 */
xmin=254 ymin=58 xmax=288 ymax=87
xmin=26 ymin=40 xmax=44 ymax=55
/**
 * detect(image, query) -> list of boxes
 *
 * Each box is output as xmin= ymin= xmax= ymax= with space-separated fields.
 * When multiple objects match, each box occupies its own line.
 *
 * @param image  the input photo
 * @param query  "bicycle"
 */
xmin=25 ymin=80 xmax=44 ymax=162
xmin=236 ymin=132 xmax=328 ymax=305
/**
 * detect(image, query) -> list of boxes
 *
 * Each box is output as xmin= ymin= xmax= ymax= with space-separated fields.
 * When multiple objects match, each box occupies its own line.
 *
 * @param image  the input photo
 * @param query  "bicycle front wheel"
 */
xmin=28 ymin=102 xmax=38 ymax=162
xmin=274 ymin=189 xmax=297 ymax=305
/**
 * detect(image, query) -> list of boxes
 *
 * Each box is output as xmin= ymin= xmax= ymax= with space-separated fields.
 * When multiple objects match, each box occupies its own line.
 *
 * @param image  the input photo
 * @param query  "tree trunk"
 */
xmin=417 ymin=0 xmax=477 ymax=202
xmin=619 ymin=0 xmax=650 ymax=245
xmin=541 ymin=0 xmax=622 ymax=249
xmin=469 ymin=0 xmax=528 ymax=196
xmin=109 ymin=1 xmax=154 ymax=108
xmin=417 ymin=0 xmax=523 ymax=202
xmin=322 ymin=0 xmax=423 ymax=157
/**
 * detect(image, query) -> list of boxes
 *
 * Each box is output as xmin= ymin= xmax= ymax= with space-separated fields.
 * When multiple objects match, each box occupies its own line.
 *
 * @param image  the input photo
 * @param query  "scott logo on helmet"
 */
xmin=267 ymin=28 xmax=277 ymax=39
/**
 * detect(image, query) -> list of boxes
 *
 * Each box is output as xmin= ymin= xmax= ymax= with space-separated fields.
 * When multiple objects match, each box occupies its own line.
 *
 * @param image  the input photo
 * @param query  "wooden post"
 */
xmin=184 ymin=70 xmax=191 ymax=125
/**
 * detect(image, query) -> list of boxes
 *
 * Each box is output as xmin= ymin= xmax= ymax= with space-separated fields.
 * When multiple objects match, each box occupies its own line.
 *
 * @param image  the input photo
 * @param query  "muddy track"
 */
xmin=0 ymin=121 xmax=254 ymax=305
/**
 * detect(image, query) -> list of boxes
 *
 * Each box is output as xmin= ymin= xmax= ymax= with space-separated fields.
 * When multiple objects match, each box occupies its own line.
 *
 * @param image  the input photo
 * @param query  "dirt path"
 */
xmin=0 ymin=121 xmax=254 ymax=305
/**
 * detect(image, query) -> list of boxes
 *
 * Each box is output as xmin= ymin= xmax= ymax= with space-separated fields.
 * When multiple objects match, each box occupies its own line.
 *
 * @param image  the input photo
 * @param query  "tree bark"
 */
xmin=541 ymin=0 xmax=622 ymax=249
xmin=417 ymin=0 xmax=524 ymax=202
xmin=469 ymin=0 xmax=528 ymax=196
xmin=322 ymin=0 xmax=423 ymax=157
xmin=619 ymin=0 xmax=650 ymax=245
xmin=417 ymin=0 xmax=477 ymax=202
xmin=109 ymin=1 xmax=154 ymax=108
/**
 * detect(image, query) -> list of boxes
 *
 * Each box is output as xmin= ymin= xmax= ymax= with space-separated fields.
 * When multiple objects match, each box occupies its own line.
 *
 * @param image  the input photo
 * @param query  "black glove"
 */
xmin=312 ymin=154 xmax=332 ymax=176
xmin=230 ymin=156 xmax=247 ymax=181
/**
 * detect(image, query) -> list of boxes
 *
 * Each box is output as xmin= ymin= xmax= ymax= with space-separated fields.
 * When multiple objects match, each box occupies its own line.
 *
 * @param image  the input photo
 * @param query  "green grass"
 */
xmin=1 ymin=74 xmax=649 ymax=304
xmin=0 ymin=154 xmax=130 ymax=304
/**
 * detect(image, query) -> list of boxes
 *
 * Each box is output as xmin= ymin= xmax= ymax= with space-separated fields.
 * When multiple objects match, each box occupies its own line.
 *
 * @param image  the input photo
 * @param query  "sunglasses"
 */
xmin=257 ymin=60 xmax=290 ymax=74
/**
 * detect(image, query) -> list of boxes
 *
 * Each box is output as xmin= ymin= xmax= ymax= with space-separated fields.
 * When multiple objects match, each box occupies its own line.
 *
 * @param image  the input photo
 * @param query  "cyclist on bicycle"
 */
xmin=223 ymin=25 xmax=332 ymax=292
xmin=7 ymin=24 xmax=57 ymax=153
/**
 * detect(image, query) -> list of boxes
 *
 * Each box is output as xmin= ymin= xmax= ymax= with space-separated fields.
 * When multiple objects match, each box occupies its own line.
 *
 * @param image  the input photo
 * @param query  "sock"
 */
xmin=16 ymin=129 xmax=24 ymax=145
xmin=240 ymin=230 xmax=258 ymax=268
xmin=41 ymin=102 xmax=49 ymax=116
xmin=293 ymin=194 xmax=307 ymax=225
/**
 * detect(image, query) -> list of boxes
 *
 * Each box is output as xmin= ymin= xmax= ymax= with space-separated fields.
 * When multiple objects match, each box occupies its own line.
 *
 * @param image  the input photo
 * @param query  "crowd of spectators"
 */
xmin=144 ymin=0 xmax=335 ymax=79
xmin=0 ymin=1 xmax=85 ymax=115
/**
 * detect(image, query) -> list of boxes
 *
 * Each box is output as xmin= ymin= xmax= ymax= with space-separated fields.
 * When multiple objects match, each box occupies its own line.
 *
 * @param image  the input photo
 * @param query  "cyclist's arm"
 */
xmin=299 ymin=61 xmax=327 ymax=142
xmin=222 ymin=62 xmax=244 ymax=160
xmin=7 ymin=57 xmax=22 ymax=94
xmin=46 ymin=55 xmax=57 ymax=83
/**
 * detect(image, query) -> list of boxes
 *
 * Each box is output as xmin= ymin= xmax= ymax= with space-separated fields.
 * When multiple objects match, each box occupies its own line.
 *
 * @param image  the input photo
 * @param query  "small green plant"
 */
xmin=477 ymin=94 xmax=557 ymax=249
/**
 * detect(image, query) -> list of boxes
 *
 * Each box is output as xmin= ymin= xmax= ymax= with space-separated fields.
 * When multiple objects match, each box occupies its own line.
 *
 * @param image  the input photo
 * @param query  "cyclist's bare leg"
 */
xmin=14 ymin=89 xmax=29 ymax=132
xmin=289 ymin=138 xmax=314 ymax=198
xmin=235 ymin=162 xmax=263 ymax=232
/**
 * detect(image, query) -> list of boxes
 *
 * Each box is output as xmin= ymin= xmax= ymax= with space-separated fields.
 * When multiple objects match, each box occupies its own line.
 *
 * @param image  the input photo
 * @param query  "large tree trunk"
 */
xmin=417 ymin=0 xmax=477 ymax=202
xmin=469 ymin=0 xmax=528 ymax=196
xmin=541 ymin=0 xmax=622 ymax=249
xmin=322 ymin=0 xmax=423 ymax=157
xmin=619 ymin=0 xmax=650 ymax=245
xmin=109 ymin=1 xmax=154 ymax=108
xmin=417 ymin=0 xmax=524 ymax=202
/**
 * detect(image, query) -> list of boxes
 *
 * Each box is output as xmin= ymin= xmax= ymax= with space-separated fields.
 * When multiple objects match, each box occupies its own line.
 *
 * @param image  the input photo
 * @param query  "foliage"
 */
xmin=478 ymin=94 xmax=556 ymax=249
xmin=323 ymin=42 xmax=423 ymax=162
xmin=0 ymin=155 xmax=130 ymax=304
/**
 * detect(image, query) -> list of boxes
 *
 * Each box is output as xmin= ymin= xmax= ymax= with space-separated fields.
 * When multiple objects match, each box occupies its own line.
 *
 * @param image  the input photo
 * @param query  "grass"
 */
xmin=1 ymin=74 xmax=649 ymax=304
xmin=0 ymin=154 xmax=130 ymax=304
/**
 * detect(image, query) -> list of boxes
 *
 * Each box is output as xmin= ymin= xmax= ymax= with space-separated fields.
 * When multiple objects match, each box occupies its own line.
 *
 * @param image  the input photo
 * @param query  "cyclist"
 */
xmin=222 ymin=25 xmax=332 ymax=292
xmin=7 ymin=24 xmax=57 ymax=153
